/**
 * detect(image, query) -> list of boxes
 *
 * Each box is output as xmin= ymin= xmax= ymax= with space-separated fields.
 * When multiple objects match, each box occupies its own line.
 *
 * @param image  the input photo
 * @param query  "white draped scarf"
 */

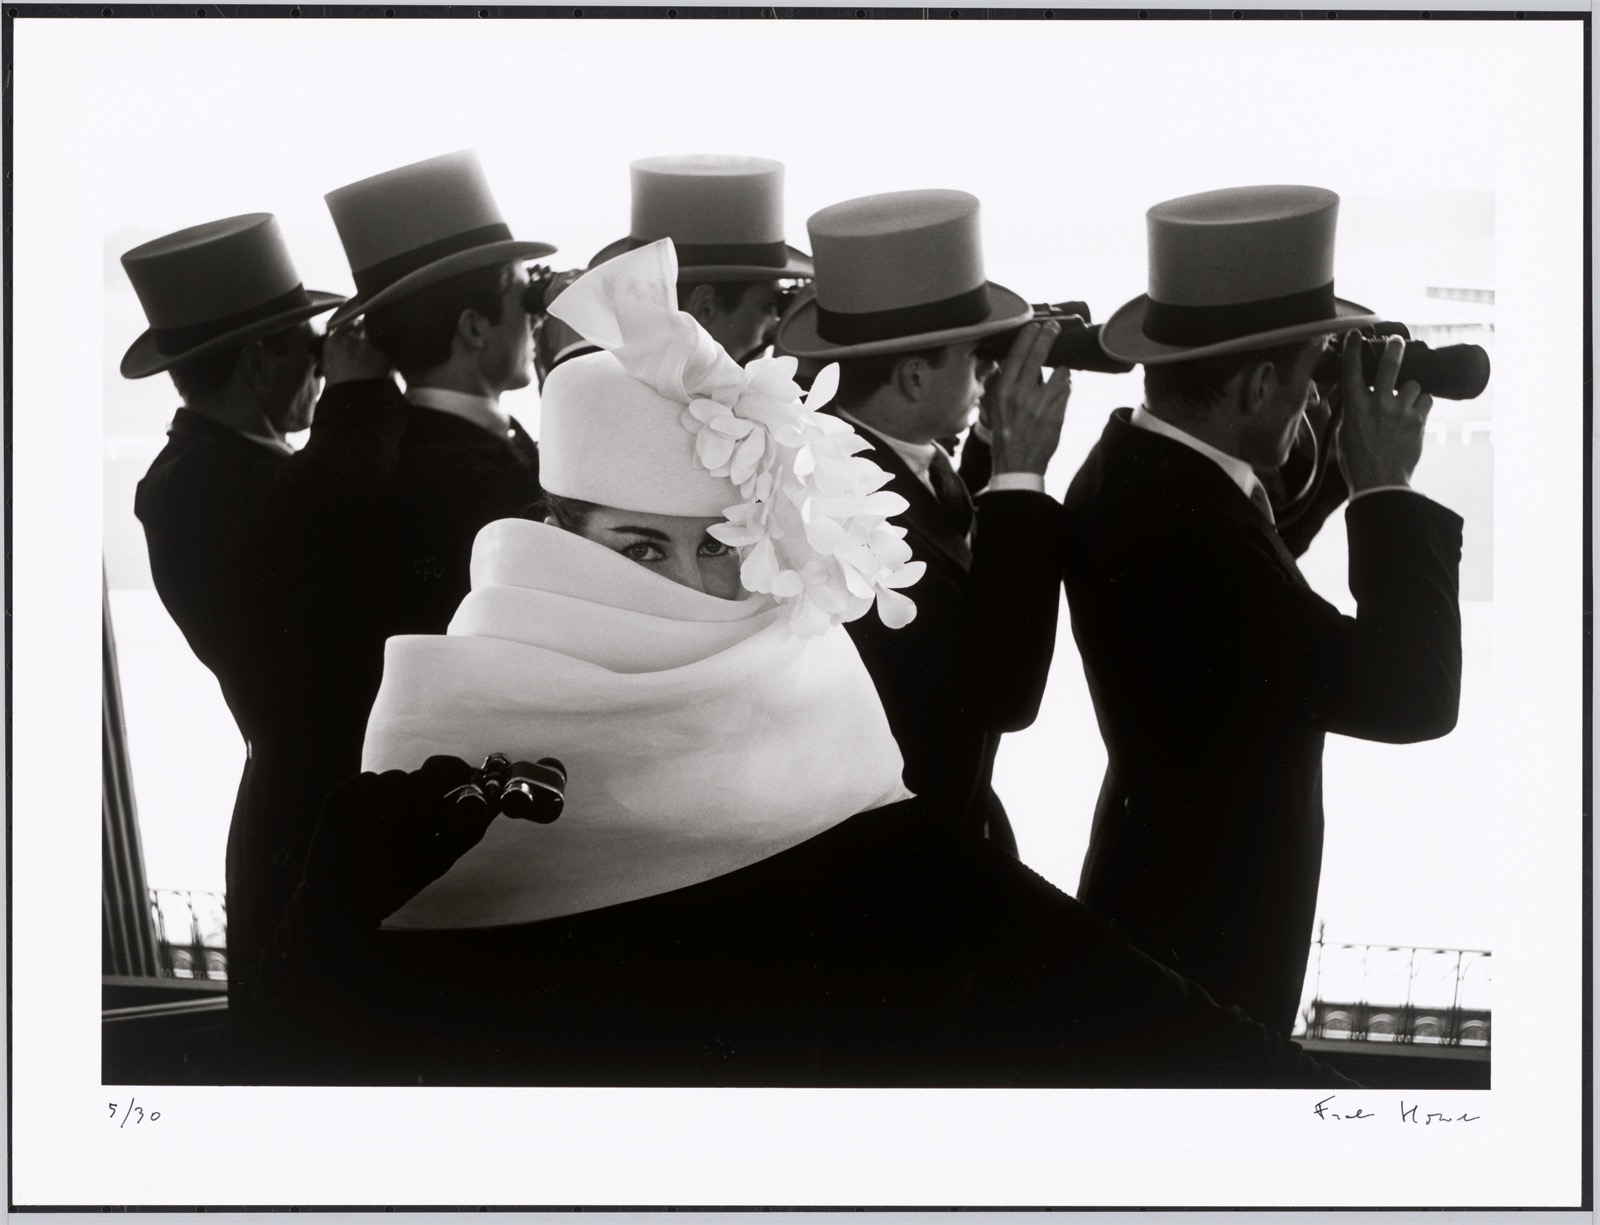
xmin=362 ymin=518 xmax=913 ymax=929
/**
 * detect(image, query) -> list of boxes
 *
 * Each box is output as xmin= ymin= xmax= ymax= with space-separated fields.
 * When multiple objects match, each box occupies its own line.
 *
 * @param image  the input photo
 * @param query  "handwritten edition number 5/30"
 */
xmin=109 ymin=1099 xmax=160 ymax=1126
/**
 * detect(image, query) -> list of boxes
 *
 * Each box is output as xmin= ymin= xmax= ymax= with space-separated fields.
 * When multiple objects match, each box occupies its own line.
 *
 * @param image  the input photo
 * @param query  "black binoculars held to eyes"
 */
xmin=975 ymin=303 xmax=1137 ymax=374
xmin=447 ymin=753 xmax=568 ymax=824
xmin=523 ymin=264 xmax=583 ymax=318
xmin=1316 ymin=323 xmax=1491 ymax=401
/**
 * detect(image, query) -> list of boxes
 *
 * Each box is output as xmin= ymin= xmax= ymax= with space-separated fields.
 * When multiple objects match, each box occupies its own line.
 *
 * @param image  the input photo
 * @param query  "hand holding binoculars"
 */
xmin=976 ymin=303 xmax=1136 ymax=375
xmin=446 ymin=753 xmax=568 ymax=824
xmin=1317 ymin=323 xmax=1490 ymax=401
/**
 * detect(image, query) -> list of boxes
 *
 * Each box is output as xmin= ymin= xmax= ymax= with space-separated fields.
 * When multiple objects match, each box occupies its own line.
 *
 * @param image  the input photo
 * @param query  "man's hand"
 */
xmin=320 ymin=323 xmax=393 ymax=386
xmin=1336 ymin=332 xmax=1434 ymax=494
xmin=985 ymin=321 xmax=1072 ymax=476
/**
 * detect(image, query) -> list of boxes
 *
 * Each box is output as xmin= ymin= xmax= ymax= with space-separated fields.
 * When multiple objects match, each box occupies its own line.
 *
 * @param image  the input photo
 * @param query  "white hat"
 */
xmin=540 ymin=241 xmax=747 ymax=516
xmin=541 ymin=239 xmax=927 ymax=636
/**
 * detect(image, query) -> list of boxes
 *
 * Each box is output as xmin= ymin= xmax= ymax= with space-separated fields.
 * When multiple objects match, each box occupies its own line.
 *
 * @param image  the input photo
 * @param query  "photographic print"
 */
xmin=6 ymin=3 xmax=1588 ymax=1209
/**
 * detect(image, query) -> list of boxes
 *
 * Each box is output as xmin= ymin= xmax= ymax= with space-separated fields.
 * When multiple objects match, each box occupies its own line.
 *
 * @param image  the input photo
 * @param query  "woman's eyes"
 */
xmin=615 ymin=537 xmax=736 ymax=564
xmin=619 ymin=540 xmax=665 ymax=563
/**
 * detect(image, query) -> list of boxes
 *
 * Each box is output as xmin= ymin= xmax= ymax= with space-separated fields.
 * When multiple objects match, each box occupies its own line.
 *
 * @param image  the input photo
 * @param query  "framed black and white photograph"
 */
xmin=5 ymin=2 xmax=1589 ymax=1211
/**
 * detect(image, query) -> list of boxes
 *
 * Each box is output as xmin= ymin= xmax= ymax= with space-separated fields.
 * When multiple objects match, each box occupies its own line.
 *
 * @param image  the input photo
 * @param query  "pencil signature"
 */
xmin=1312 ymin=1095 xmax=1480 ymax=1124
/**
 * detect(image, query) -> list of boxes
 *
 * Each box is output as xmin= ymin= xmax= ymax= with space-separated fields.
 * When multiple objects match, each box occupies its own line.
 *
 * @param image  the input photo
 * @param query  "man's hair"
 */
xmin=364 ymin=262 xmax=514 ymax=383
xmin=1143 ymin=338 xmax=1325 ymax=419
xmin=835 ymin=344 xmax=950 ymax=404
xmin=677 ymin=280 xmax=756 ymax=316
xmin=525 ymin=492 xmax=601 ymax=535
xmin=167 ymin=326 xmax=302 ymax=405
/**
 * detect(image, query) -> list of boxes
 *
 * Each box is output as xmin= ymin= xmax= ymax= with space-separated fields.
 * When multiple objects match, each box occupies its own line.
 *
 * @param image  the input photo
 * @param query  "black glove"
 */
xmin=296 ymin=755 xmax=502 ymax=928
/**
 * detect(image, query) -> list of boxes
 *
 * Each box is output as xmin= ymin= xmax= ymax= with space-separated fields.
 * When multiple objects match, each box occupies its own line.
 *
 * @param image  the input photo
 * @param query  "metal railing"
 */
xmin=148 ymin=888 xmax=228 ymax=982
xmin=1302 ymin=928 xmax=1490 ymax=1048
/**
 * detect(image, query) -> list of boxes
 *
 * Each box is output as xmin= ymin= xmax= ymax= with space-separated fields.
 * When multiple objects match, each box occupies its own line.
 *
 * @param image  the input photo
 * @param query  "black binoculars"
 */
xmin=1314 ymin=323 xmax=1491 ymax=401
xmin=773 ymin=281 xmax=810 ymax=322
xmin=975 ymin=303 xmax=1136 ymax=374
xmin=448 ymin=753 xmax=568 ymax=824
xmin=523 ymin=264 xmax=583 ymax=318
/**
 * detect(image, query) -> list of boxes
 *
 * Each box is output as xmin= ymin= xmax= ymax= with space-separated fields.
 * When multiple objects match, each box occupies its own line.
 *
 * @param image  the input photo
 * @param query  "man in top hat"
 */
xmin=777 ymin=189 xmax=1071 ymax=852
xmin=534 ymin=154 xmax=813 ymax=382
xmin=1063 ymin=185 xmax=1464 ymax=1035
xmin=325 ymin=150 xmax=554 ymax=634
xmin=125 ymin=212 xmax=406 ymax=1005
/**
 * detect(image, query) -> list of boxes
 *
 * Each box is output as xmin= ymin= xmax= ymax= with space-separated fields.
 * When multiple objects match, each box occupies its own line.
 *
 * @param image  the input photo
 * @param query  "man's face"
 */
xmin=1243 ymin=338 xmax=1329 ymax=470
xmin=478 ymin=263 xmax=534 ymax=394
xmin=705 ymin=281 xmax=784 ymax=365
xmin=918 ymin=339 xmax=1000 ymax=440
xmin=261 ymin=323 xmax=321 ymax=436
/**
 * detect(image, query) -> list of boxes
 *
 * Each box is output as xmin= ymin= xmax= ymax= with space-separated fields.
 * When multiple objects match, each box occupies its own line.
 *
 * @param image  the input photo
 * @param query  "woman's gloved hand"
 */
xmin=299 ymin=755 xmax=504 ymax=928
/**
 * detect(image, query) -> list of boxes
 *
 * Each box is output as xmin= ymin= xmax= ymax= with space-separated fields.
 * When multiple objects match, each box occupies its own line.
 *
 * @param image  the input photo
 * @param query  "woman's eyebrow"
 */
xmin=603 ymin=525 xmax=672 ymax=542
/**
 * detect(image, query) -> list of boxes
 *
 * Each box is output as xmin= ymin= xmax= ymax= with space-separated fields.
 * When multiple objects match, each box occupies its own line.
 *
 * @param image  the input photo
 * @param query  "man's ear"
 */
xmin=682 ymin=283 xmax=718 ymax=327
xmin=455 ymin=306 xmax=491 ymax=353
xmin=235 ymin=339 xmax=270 ymax=387
xmin=892 ymin=353 xmax=932 ymax=401
xmin=1239 ymin=358 xmax=1277 ymax=417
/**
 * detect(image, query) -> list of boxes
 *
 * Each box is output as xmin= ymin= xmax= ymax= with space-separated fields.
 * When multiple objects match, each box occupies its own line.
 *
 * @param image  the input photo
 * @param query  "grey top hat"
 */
xmin=324 ymin=150 xmax=556 ymax=328
xmin=588 ymin=154 xmax=813 ymax=283
xmin=1099 ymin=185 xmax=1379 ymax=366
xmin=120 ymin=214 xmax=344 ymax=379
xmin=775 ymin=189 xmax=1032 ymax=361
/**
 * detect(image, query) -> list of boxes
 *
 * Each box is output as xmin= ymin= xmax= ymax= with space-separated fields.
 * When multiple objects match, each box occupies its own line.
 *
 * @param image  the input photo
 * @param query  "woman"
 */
xmin=244 ymin=241 xmax=1351 ymax=1089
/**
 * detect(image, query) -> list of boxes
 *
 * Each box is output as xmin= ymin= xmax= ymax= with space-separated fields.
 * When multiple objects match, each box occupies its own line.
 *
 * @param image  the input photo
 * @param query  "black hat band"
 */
xmin=353 ymin=222 xmax=514 ymax=299
xmin=815 ymin=283 xmax=992 ymax=346
xmin=1142 ymin=281 xmax=1337 ymax=347
xmin=152 ymin=284 xmax=313 ymax=356
xmin=626 ymin=236 xmax=792 ymax=269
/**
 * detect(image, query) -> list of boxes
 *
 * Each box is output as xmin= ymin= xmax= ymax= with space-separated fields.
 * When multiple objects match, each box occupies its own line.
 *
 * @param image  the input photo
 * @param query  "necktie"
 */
xmin=1247 ymin=480 xmax=1277 ymax=526
xmin=927 ymin=446 xmax=975 ymax=538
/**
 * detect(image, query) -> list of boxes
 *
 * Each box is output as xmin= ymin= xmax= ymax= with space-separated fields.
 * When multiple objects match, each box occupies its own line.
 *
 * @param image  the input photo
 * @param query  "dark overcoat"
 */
xmin=383 ymin=406 xmax=542 ymax=636
xmin=244 ymin=785 xmax=1356 ymax=1089
xmin=132 ymin=382 xmax=407 ymax=991
xmin=840 ymin=425 xmax=1062 ymax=848
xmin=1061 ymin=409 xmax=1464 ymax=1034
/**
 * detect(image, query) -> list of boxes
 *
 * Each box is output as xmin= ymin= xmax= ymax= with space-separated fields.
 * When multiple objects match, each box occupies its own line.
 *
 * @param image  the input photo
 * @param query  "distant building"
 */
xmin=1306 ymin=999 xmax=1491 ymax=1048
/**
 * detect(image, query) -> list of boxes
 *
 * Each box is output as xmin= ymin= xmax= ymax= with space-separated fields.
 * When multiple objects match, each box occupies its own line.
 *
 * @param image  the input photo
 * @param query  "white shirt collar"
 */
xmin=239 ymin=432 xmax=296 ymax=456
xmin=834 ymin=408 xmax=940 ymax=490
xmin=1129 ymin=406 xmax=1273 ymax=522
xmin=407 ymin=385 xmax=512 ymax=438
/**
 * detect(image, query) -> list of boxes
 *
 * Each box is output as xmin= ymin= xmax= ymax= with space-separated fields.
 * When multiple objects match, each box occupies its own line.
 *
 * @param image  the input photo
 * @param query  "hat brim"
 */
xmin=120 ymin=290 xmax=346 ymax=379
xmin=590 ymin=237 xmax=814 ymax=282
xmin=1099 ymin=294 xmax=1381 ymax=366
xmin=327 ymin=237 xmax=558 ymax=328
xmin=775 ymin=282 xmax=1034 ymax=361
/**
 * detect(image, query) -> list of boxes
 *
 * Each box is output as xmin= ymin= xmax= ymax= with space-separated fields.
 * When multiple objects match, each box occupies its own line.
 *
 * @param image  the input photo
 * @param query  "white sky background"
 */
xmin=12 ymin=11 xmax=1588 ymax=1210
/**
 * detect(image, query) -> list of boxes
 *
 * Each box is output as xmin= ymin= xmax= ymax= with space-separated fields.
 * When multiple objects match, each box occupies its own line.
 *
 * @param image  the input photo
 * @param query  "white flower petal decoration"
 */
xmin=805 ymin=362 xmax=841 ymax=412
xmin=874 ymin=586 xmax=919 ymax=630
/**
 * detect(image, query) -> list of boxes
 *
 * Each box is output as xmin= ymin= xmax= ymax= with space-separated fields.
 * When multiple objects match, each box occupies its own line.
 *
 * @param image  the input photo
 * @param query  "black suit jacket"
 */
xmin=133 ymin=382 xmax=407 ymax=986
xmin=1061 ymin=409 xmax=1463 ymax=1033
xmin=840 ymin=421 xmax=1062 ymax=847
xmin=385 ymin=405 xmax=542 ymax=635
